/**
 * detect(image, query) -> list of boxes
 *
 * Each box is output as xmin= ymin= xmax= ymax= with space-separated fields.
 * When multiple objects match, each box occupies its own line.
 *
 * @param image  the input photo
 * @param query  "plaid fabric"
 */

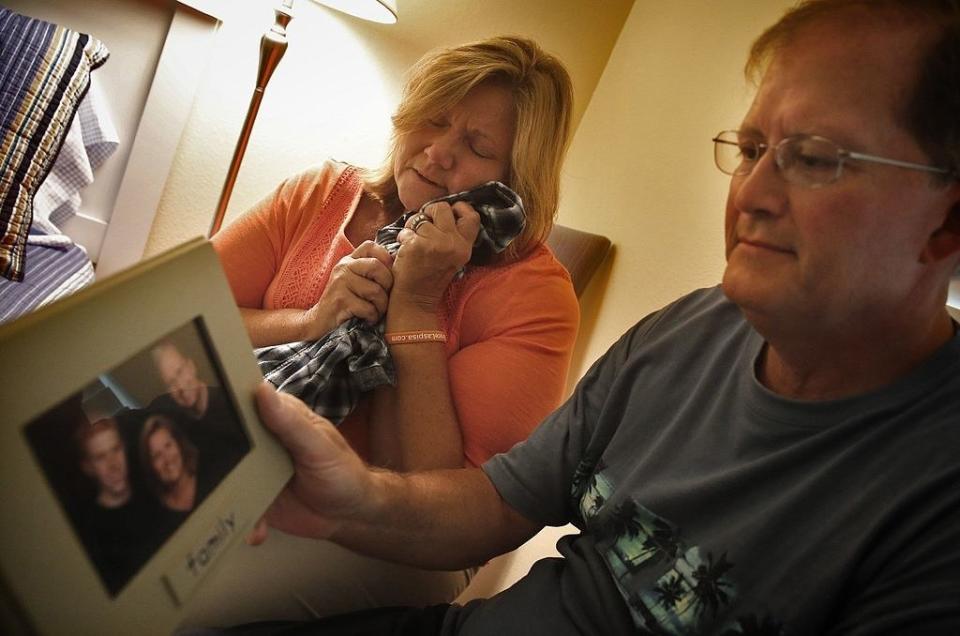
xmin=0 ymin=8 xmax=108 ymax=281
xmin=256 ymin=181 xmax=525 ymax=423
xmin=0 ymin=224 xmax=94 ymax=324
xmin=454 ymin=181 xmax=526 ymax=265
xmin=33 ymin=72 xmax=118 ymax=234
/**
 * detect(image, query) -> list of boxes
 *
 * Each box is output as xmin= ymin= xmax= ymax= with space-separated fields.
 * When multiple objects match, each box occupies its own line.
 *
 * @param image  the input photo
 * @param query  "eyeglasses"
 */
xmin=712 ymin=130 xmax=952 ymax=189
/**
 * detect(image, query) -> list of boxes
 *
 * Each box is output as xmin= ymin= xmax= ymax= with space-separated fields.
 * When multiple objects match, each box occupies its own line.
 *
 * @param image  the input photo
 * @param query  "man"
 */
xmin=151 ymin=341 xmax=214 ymax=420
xmin=149 ymin=340 xmax=250 ymax=470
xmin=213 ymin=1 xmax=960 ymax=633
xmin=77 ymin=417 xmax=133 ymax=509
xmin=74 ymin=418 xmax=162 ymax=595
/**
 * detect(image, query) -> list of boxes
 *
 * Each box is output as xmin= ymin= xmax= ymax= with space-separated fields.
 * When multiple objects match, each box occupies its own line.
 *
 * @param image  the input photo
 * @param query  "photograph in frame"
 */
xmin=24 ymin=318 xmax=252 ymax=597
xmin=0 ymin=238 xmax=293 ymax=636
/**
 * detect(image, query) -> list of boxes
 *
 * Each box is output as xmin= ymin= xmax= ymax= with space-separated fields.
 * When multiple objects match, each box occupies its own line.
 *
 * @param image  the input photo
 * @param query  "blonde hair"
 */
xmin=364 ymin=35 xmax=574 ymax=261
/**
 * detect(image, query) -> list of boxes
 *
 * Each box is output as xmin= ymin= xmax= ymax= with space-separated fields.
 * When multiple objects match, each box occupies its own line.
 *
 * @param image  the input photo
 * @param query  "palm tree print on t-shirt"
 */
xmin=572 ymin=460 xmax=783 ymax=635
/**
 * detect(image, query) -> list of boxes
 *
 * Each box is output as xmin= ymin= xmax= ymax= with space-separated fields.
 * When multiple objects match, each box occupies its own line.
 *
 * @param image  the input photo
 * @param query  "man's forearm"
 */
xmin=330 ymin=467 xmax=541 ymax=571
xmin=254 ymin=386 xmax=541 ymax=571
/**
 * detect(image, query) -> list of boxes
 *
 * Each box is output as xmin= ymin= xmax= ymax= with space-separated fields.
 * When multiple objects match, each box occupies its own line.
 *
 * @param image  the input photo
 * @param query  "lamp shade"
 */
xmin=312 ymin=0 xmax=397 ymax=24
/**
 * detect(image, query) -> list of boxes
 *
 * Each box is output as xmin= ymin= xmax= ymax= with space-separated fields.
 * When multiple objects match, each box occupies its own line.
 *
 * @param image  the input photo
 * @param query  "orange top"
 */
xmin=213 ymin=161 xmax=579 ymax=466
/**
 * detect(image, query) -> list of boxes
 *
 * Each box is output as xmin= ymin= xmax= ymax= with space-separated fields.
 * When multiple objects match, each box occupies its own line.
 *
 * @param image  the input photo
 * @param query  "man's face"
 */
xmin=721 ymin=16 xmax=959 ymax=334
xmin=154 ymin=346 xmax=204 ymax=412
xmin=82 ymin=428 xmax=129 ymax=499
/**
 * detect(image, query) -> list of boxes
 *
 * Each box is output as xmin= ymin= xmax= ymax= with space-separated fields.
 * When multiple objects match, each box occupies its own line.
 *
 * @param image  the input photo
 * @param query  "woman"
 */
xmin=139 ymin=414 xmax=204 ymax=517
xmin=190 ymin=35 xmax=579 ymax=624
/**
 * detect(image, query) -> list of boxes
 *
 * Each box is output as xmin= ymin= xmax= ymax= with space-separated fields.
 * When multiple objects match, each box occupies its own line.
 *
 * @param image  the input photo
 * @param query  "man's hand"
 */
xmin=247 ymin=383 xmax=374 ymax=545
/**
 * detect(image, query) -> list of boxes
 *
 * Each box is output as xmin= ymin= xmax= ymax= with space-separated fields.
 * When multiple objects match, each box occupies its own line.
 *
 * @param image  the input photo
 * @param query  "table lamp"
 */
xmin=208 ymin=0 xmax=397 ymax=237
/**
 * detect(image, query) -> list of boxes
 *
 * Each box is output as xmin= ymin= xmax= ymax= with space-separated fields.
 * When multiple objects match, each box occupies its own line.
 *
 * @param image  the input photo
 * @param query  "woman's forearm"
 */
xmin=241 ymin=242 xmax=395 ymax=349
xmin=368 ymin=302 xmax=464 ymax=471
xmin=240 ymin=307 xmax=317 ymax=348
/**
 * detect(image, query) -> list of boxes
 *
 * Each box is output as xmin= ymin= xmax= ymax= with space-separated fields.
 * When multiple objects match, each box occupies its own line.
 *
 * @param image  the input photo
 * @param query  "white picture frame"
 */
xmin=0 ymin=238 xmax=292 ymax=635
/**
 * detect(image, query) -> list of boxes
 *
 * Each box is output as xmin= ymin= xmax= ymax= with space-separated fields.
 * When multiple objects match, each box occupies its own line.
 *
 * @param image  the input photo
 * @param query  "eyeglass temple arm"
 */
xmin=844 ymin=150 xmax=951 ymax=175
xmin=714 ymin=136 xmax=955 ymax=179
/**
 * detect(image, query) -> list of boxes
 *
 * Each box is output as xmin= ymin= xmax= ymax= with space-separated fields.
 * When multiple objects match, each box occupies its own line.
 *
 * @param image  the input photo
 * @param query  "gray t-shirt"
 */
xmin=448 ymin=286 xmax=960 ymax=635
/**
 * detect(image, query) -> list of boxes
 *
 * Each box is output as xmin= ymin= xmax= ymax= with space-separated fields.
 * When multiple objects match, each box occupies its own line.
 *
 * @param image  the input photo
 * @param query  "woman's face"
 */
xmin=394 ymin=82 xmax=516 ymax=211
xmin=148 ymin=426 xmax=184 ymax=487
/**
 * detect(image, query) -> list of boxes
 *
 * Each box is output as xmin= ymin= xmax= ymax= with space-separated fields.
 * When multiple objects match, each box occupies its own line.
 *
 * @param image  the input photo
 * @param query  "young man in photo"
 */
xmin=74 ymin=417 xmax=162 ymax=595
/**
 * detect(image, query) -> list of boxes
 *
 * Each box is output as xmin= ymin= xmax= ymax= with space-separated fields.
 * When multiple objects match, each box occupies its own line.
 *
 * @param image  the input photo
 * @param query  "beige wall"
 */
xmin=144 ymin=0 xmax=633 ymax=255
xmin=557 ymin=0 xmax=794 ymax=384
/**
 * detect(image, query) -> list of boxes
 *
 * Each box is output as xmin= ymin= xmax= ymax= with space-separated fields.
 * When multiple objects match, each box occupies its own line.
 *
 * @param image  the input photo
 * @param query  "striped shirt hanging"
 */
xmin=0 ymin=8 xmax=108 ymax=281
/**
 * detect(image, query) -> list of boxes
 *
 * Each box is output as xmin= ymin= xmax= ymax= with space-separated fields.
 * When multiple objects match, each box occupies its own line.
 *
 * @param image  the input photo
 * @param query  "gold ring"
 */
xmin=411 ymin=213 xmax=431 ymax=232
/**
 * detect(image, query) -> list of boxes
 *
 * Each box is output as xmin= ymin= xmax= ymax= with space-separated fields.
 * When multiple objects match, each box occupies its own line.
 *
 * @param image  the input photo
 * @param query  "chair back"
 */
xmin=546 ymin=224 xmax=612 ymax=298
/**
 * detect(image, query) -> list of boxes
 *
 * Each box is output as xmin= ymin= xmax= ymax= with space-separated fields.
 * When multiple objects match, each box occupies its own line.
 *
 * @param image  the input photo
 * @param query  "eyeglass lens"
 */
xmin=714 ymin=132 xmax=843 ymax=187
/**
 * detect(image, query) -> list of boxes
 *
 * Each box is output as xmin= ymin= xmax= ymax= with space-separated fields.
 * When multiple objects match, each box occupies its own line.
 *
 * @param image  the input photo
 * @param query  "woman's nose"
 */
xmin=424 ymin=132 xmax=456 ymax=170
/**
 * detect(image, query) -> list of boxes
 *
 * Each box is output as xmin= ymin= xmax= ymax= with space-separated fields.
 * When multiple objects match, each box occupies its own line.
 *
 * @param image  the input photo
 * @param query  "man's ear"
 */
xmin=922 ymin=200 xmax=960 ymax=263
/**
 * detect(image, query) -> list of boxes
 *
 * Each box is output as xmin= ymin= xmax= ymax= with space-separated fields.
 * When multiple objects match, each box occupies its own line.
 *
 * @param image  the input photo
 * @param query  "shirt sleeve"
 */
xmin=481 ymin=311 xmax=666 ymax=527
xmin=449 ymin=251 xmax=579 ymax=467
xmin=479 ymin=329 xmax=634 ymax=526
xmin=211 ymin=164 xmax=339 ymax=309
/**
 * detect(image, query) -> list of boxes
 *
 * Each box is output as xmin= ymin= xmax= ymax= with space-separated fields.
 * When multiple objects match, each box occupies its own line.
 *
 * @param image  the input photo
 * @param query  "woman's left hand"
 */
xmin=391 ymin=200 xmax=481 ymax=313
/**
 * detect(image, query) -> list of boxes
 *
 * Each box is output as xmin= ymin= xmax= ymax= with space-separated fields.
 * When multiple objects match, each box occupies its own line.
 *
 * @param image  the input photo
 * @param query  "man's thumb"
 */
xmin=254 ymin=382 xmax=324 ymax=458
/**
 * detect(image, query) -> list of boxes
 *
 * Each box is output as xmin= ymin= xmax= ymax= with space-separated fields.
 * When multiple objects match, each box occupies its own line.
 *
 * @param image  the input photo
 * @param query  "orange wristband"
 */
xmin=384 ymin=330 xmax=447 ymax=345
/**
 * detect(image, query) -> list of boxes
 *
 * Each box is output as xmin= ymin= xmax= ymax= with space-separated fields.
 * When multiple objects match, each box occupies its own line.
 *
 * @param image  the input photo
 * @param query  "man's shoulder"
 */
xmin=619 ymin=285 xmax=745 ymax=350
xmin=579 ymin=285 xmax=751 ymax=392
xmin=659 ymin=285 xmax=735 ymax=320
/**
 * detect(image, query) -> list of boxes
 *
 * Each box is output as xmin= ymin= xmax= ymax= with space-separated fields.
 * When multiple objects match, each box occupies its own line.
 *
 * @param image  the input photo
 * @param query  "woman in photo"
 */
xmin=139 ymin=414 xmax=206 ymax=517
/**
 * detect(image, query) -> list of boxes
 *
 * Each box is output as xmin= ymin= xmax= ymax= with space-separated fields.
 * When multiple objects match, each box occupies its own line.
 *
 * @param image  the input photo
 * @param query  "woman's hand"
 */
xmin=301 ymin=241 xmax=394 ymax=340
xmin=391 ymin=201 xmax=481 ymax=313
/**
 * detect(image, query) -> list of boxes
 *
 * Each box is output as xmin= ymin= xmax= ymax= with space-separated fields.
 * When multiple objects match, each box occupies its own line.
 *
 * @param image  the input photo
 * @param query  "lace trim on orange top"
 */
xmin=269 ymin=165 xmax=362 ymax=310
